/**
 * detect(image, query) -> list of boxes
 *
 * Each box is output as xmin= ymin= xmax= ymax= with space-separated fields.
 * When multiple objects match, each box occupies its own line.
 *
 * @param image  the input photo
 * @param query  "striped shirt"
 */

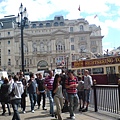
xmin=65 ymin=77 xmax=78 ymax=94
xmin=44 ymin=76 xmax=54 ymax=91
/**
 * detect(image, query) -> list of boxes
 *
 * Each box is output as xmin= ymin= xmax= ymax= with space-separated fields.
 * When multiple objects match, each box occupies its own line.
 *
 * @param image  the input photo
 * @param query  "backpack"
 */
xmin=9 ymin=83 xmax=15 ymax=97
xmin=1 ymin=83 xmax=11 ymax=103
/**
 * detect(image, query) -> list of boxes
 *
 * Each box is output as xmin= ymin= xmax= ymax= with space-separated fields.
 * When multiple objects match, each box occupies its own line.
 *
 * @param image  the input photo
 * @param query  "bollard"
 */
xmin=93 ymin=79 xmax=98 ymax=112
xmin=118 ymin=79 xmax=120 ymax=114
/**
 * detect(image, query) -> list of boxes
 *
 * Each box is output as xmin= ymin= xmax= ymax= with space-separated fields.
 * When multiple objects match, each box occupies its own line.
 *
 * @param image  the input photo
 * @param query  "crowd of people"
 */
xmin=0 ymin=69 xmax=93 ymax=120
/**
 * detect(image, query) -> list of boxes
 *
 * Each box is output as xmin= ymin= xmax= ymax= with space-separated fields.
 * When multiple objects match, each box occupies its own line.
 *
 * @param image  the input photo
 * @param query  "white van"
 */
xmin=0 ymin=71 xmax=8 ymax=79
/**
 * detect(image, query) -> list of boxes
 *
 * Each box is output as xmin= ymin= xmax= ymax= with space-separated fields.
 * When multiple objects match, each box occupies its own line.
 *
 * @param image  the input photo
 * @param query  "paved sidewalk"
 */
xmin=0 ymin=97 xmax=119 ymax=120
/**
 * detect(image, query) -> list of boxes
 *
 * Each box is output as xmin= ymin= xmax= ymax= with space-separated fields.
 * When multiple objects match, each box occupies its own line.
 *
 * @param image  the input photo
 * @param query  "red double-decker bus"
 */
xmin=71 ymin=56 xmax=120 ymax=84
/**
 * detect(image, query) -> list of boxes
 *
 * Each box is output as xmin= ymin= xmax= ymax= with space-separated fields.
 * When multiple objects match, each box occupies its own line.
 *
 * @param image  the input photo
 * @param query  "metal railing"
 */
xmin=90 ymin=79 xmax=120 ymax=114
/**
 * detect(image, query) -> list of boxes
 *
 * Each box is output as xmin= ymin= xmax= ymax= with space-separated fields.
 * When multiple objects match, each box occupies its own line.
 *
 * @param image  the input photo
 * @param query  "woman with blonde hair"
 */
xmin=52 ymin=74 xmax=63 ymax=120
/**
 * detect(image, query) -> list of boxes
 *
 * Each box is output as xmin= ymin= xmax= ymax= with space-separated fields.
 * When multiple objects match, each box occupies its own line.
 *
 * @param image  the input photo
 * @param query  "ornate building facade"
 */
xmin=0 ymin=16 xmax=103 ymax=74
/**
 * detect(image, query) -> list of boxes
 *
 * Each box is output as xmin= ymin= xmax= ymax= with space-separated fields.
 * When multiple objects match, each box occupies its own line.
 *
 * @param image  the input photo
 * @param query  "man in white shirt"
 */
xmin=82 ymin=70 xmax=93 ymax=112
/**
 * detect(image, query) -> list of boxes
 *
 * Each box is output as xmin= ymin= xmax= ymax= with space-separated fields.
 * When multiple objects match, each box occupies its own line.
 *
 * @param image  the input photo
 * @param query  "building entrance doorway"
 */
xmin=37 ymin=60 xmax=48 ymax=71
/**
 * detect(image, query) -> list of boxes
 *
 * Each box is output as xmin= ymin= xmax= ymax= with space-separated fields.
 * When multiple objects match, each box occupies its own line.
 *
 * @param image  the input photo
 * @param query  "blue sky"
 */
xmin=0 ymin=0 xmax=120 ymax=52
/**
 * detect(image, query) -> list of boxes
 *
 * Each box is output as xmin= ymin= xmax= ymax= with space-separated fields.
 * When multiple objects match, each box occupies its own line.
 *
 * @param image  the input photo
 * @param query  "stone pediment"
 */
xmin=14 ymin=32 xmax=31 ymax=38
xmin=14 ymin=32 xmax=32 ymax=42
xmin=51 ymin=29 xmax=69 ymax=35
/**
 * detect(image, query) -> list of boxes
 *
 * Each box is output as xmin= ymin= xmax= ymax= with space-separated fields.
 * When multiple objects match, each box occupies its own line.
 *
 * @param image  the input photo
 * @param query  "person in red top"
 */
xmin=44 ymin=70 xmax=54 ymax=117
xmin=65 ymin=70 xmax=79 ymax=120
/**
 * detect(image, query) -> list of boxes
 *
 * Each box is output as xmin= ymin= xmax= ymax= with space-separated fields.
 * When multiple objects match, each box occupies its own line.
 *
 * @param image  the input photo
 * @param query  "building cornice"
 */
xmin=51 ymin=29 xmax=69 ymax=35
xmin=0 ymin=36 xmax=13 ymax=40
xmin=90 ymin=36 xmax=104 ymax=39
xmin=70 ymin=31 xmax=92 ymax=35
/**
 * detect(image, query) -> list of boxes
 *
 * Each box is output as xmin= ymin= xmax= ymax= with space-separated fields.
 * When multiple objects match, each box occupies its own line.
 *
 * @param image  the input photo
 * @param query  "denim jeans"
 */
xmin=37 ymin=92 xmax=46 ymax=108
xmin=84 ymin=89 xmax=91 ymax=103
xmin=68 ymin=93 xmax=79 ymax=117
xmin=63 ymin=89 xmax=68 ymax=101
xmin=11 ymin=99 xmax=21 ymax=120
xmin=21 ymin=93 xmax=26 ymax=111
xmin=29 ymin=93 xmax=37 ymax=111
xmin=47 ymin=90 xmax=54 ymax=114
xmin=1 ymin=103 xmax=11 ymax=114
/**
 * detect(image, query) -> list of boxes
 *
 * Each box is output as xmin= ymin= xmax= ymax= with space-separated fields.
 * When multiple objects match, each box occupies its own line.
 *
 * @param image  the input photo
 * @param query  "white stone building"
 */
xmin=0 ymin=16 xmax=103 ymax=74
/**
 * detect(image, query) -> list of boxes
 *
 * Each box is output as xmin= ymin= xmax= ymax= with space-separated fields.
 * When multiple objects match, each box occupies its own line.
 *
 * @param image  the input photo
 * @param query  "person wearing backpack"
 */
xmin=9 ymin=75 xmax=24 ymax=120
xmin=65 ymin=70 xmax=79 ymax=120
xmin=0 ymin=77 xmax=11 ymax=115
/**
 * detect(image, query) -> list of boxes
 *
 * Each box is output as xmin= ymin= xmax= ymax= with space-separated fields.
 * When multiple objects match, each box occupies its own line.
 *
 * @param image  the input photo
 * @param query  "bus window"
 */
xmin=92 ymin=67 xmax=104 ymax=74
xmin=106 ymin=66 xmax=116 ymax=84
xmin=81 ymin=69 xmax=84 ymax=75
xmin=77 ymin=69 xmax=80 ymax=75
xmin=81 ymin=68 xmax=91 ymax=75
xmin=106 ymin=67 xmax=115 ymax=74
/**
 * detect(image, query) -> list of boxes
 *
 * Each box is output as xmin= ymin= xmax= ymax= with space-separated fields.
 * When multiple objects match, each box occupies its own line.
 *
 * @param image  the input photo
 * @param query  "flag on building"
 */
xmin=78 ymin=5 xmax=80 ymax=11
xmin=94 ymin=15 xmax=97 ymax=19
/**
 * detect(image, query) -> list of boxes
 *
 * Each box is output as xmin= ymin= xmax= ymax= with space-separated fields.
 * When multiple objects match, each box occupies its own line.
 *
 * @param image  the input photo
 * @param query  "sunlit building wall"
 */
xmin=0 ymin=16 xmax=103 ymax=74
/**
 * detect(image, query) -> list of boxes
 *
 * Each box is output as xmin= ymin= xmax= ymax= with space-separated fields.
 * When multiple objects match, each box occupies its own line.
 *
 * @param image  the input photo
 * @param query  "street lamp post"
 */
xmin=16 ymin=3 xmax=28 ymax=74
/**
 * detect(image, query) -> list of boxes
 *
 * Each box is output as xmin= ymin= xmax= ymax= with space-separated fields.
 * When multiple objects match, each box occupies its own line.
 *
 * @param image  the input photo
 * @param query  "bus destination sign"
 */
xmin=72 ymin=56 xmax=120 ymax=68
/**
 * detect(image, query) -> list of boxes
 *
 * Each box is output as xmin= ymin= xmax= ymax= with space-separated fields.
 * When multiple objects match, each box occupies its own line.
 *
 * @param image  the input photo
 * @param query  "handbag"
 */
xmin=62 ymin=104 xmax=69 ymax=113
xmin=9 ymin=88 xmax=15 ymax=97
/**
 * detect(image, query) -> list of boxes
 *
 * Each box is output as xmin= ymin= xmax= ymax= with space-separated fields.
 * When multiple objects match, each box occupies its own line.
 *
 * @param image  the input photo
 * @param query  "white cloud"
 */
xmin=0 ymin=0 xmax=119 ymax=23
xmin=0 ymin=0 xmax=120 ymax=50
xmin=105 ymin=19 xmax=120 ymax=29
xmin=85 ymin=15 xmax=109 ymax=36
xmin=102 ymin=42 xmax=114 ymax=52
xmin=0 ymin=0 xmax=117 ymax=20
xmin=0 ymin=0 xmax=119 ymax=30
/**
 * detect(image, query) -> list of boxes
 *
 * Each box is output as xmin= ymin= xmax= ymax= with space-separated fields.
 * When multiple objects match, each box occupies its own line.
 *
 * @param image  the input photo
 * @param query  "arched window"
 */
xmin=60 ymin=22 xmax=64 ymax=26
xmin=46 ymin=23 xmax=51 ymax=27
xmin=79 ymin=45 xmax=86 ymax=53
xmin=39 ymin=23 xmax=43 ymax=27
xmin=56 ymin=41 xmax=65 ymax=52
xmin=32 ymin=24 xmax=36 ymax=28
xmin=54 ymin=22 xmax=58 ymax=26
xmin=80 ymin=25 xmax=84 ymax=31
